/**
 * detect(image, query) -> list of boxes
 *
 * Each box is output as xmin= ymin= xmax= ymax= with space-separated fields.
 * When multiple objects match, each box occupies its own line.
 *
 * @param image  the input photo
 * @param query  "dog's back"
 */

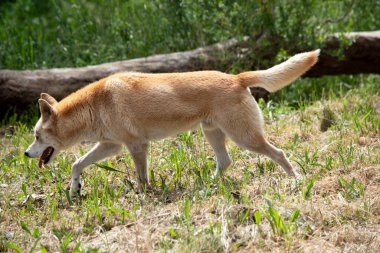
xmin=98 ymin=71 xmax=245 ymax=139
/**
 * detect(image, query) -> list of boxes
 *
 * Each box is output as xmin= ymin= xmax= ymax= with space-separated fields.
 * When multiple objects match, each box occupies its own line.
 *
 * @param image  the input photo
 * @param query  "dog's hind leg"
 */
xmin=246 ymin=139 xmax=299 ymax=177
xmin=216 ymin=98 xmax=299 ymax=177
xmin=70 ymin=142 xmax=122 ymax=197
xmin=126 ymin=142 xmax=149 ymax=191
xmin=202 ymin=121 xmax=231 ymax=177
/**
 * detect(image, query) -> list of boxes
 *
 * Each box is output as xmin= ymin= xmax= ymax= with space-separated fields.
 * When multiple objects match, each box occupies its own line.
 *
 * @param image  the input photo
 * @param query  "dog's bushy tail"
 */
xmin=237 ymin=50 xmax=320 ymax=92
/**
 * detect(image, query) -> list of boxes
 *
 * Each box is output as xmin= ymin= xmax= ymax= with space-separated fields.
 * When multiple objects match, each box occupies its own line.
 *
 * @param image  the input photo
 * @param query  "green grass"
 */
xmin=1 ymin=0 xmax=379 ymax=70
xmin=1 ymin=75 xmax=379 ymax=252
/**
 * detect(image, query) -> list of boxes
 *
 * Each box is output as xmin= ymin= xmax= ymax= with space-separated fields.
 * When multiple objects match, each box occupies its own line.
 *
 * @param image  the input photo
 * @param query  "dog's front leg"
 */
xmin=126 ymin=142 xmax=149 ymax=191
xmin=70 ymin=142 xmax=122 ymax=197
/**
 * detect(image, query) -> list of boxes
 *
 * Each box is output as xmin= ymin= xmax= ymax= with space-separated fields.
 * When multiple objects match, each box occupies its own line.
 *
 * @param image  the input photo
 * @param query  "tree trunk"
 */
xmin=0 ymin=31 xmax=379 ymax=118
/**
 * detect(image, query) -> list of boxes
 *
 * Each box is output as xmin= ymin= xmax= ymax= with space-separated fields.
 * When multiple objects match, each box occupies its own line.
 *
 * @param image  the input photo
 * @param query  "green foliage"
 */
xmin=1 ymin=107 xmax=39 ymax=127
xmin=1 ymin=0 xmax=379 ymax=70
xmin=183 ymin=198 xmax=192 ymax=231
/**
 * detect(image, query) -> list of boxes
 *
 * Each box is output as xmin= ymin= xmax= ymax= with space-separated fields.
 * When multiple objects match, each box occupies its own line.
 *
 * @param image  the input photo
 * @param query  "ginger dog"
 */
xmin=25 ymin=50 xmax=319 ymax=196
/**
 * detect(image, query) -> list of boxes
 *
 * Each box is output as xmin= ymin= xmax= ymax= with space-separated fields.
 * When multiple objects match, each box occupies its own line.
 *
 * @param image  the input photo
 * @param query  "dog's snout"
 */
xmin=24 ymin=151 xmax=30 ymax=157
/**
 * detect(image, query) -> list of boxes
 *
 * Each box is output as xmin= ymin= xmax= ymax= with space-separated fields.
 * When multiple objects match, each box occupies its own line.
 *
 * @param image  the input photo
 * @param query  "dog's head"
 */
xmin=25 ymin=93 xmax=64 ymax=168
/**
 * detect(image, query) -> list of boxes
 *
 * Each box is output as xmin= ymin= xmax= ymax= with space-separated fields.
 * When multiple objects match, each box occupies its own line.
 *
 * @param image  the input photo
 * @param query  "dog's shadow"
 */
xmin=66 ymin=174 xmax=247 ymax=208
xmin=69 ymin=187 xmax=187 ymax=208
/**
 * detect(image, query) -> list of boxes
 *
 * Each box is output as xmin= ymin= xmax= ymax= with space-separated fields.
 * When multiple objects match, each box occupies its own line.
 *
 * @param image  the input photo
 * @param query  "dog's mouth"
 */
xmin=38 ymin=147 xmax=54 ymax=168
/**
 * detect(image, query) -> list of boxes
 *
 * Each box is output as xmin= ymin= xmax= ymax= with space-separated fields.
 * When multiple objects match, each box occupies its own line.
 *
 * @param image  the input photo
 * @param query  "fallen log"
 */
xmin=0 ymin=37 xmax=249 ymax=118
xmin=306 ymin=31 xmax=380 ymax=77
xmin=0 ymin=31 xmax=379 ymax=118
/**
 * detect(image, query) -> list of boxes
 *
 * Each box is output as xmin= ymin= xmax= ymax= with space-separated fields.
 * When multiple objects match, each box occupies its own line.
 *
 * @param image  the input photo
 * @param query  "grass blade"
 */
xmin=290 ymin=209 xmax=300 ymax=222
xmin=5 ymin=243 xmax=23 ymax=253
xmin=20 ymin=220 xmax=31 ymax=235
xmin=303 ymin=173 xmax=319 ymax=200
xmin=94 ymin=163 xmax=126 ymax=174
xmin=254 ymin=210 xmax=261 ymax=225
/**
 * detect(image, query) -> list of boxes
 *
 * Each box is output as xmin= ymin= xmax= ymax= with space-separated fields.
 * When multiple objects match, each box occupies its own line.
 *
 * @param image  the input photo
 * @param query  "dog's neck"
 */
xmin=55 ymin=97 xmax=100 ymax=146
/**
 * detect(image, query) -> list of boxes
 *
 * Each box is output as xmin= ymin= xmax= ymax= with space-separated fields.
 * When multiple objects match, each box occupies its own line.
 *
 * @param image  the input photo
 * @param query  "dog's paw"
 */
xmin=212 ymin=168 xmax=225 ymax=181
xmin=137 ymin=183 xmax=152 ymax=194
xmin=70 ymin=182 xmax=82 ymax=198
xmin=69 ymin=189 xmax=80 ymax=198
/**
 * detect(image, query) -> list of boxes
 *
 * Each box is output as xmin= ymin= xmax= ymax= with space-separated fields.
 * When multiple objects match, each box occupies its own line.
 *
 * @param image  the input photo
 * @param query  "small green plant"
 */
xmin=238 ymin=208 xmax=252 ymax=225
xmin=166 ymin=147 xmax=189 ymax=188
xmin=264 ymin=205 xmax=300 ymax=239
xmin=254 ymin=210 xmax=262 ymax=225
xmin=337 ymin=176 xmax=364 ymax=201
xmin=6 ymin=221 xmax=43 ymax=253
xmin=183 ymin=199 xmax=192 ymax=231
xmin=179 ymin=131 xmax=194 ymax=147
xmin=169 ymin=228 xmax=179 ymax=239
xmin=337 ymin=143 xmax=355 ymax=167
xmin=303 ymin=174 xmax=319 ymax=200
xmin=52 ymin=229 xmax=75 ymax=253
xmin=294 ymin=149 xmax=319 ymax=174
xmin=352 ymin=109 xmax=372 ymax=134
xmin=323 ymin=156 xmax=337 ymax=171
xmin=4 ymin=243 xmax=23 ymax=253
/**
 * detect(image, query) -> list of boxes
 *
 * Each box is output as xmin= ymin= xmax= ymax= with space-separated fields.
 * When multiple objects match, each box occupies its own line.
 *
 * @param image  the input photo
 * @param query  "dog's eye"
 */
xmin=36 ymin=135 xmax=40 ymax=141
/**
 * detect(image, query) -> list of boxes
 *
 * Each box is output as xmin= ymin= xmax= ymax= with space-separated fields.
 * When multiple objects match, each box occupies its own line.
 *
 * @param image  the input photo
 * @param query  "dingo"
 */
xmin=25 ymin=50 xmax=319 ymax=196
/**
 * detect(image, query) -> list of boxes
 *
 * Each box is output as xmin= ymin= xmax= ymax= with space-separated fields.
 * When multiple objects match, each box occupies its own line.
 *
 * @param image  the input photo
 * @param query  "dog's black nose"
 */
xmin=24 ymin=151 xmax=30 ymax=157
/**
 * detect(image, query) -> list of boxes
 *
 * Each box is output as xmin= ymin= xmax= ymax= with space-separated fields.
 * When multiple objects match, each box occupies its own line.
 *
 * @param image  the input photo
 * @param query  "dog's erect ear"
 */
xmin=39 ymin=99 xmax=56 ymax=123
xmin=40 ymin=93 xmax=58 ymax=106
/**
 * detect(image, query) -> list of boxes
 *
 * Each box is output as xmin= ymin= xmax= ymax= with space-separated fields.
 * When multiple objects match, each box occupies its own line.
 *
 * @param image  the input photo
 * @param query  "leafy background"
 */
xmin=1 ymin=0 xmax=379 ymax=70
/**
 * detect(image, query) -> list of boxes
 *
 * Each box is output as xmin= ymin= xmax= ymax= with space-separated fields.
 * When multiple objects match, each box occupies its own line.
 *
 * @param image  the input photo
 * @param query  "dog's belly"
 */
xmin=142 ymin=118 xmax=202 ymax=140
